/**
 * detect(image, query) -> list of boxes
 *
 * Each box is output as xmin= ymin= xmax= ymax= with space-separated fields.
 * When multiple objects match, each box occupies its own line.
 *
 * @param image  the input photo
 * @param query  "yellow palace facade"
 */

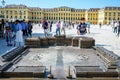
xmin=0 ymin=4 xmax=120 ymax=24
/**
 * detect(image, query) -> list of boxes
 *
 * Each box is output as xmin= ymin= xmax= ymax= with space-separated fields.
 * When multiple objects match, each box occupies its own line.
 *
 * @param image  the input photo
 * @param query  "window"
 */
xmin=10 ymin=11 xmax=12 ymax=14
xmin=6 ymin=11 xmax=8 ymax=14
xmin=113 ymin=17 xmax=115 ymax=20
xmin=24 ymin=16 xmax=26 ymax=19
xmin=118 ymin=12 xmax=120 ymax=16
xmin=15 ymin=16 xmax=17 ymax=19
xmin=6 ymin=15 xmax=8 ymax=18
xmin=109 ymin=13 xmax=111 ymax=16
xmin=109 ymin=17 xmax=111 ymax=20
xmin=1 ymin=11 xmax=4 ymax=14
xmin=20 ymin=16 xmax=22 ymax=19
xmin=105 ymin=17 xmax=107 ymax=20
xmin=118 ymin=18 xmax=119 ymax=20
xmin=15 ymin=11 xmax=17 ymax=14
xmin=105 ymin=13 xmax=107 ymax=16
xmin=113 ymin=12 xmax=116 ymax=16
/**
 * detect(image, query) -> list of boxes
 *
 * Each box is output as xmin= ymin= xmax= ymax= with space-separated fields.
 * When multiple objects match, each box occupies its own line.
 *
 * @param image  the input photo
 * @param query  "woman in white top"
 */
xmin=61 ymin=20 xmax=66 ymax=35
xmin=14 ymin=20 xmax=23 ymax=46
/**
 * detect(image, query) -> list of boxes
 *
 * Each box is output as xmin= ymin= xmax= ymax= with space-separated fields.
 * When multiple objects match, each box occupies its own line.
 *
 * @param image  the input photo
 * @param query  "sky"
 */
xmin=1 ymin=0 xmax=120 ymax=9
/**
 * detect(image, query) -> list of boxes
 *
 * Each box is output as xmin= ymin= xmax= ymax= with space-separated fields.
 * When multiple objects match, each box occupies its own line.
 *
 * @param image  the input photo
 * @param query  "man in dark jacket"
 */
xmin=42 ymin=18 xmax=48 ymax=37
xmin=77 ymin=18 xmax=87 ymax=35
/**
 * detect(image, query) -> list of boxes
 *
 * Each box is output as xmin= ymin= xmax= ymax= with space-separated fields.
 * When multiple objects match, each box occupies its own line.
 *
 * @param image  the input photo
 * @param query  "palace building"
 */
xmin=0 ymin=4 xmax=120 ymax=24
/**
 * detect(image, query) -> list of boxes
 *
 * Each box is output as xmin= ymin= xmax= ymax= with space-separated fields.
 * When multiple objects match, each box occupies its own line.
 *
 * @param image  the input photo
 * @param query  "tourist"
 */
xmin=9 ymin=21 xmax=15 ymax=38
xmin=50 ymin=21 xmax=53 ymax=32
xmin=5 ymin=21 xmax=12 ymax=46
xmin=99 ymin=22 xmax=102 ymax=29
xmin=25 ymin=21 xmax=28 ymax=37
xmin=47 ymin=21 xmax=50 ymax=35
xmin=39 ymin=22 xmax=41 ymax=27
xmin=42 ymin=18 xmax=48 ymax=37
xmin=117 ymin=21 xmax=120 ymax=37
xmin=68 ymin=21 xmax=71 ymax=29
xmin=21 ymin=20 xmax=26 ymax=36
xmin=114 ymin=21 xmax=118 ymax=33
xmin=77 ymin=18 xmax=87 ymax=35
xmin=1 ymin=19 xmax=5 ymax=38
xmin=56 ymin=21 xmax=61 ymax=36
xmin=12 ymin=22 xmax=17 ymax=39
xmin=27 ymin=21 xmax=33 ymax=37
xmin=87 ymin=21 xmax=91 ymax=34
xmin=72 ymin=22 xmax=75 ymax=29
xmin=0 ymin=22 xmax=2 ymax=38
xmin=61 ymin=20 xmax=66 ymax=35
xmin=14 ymin=20 xmax=23 ymax=46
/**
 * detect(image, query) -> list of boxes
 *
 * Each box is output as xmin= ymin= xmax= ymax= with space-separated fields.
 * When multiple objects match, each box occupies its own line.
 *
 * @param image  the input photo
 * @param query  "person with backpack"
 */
xmin=77 ymin=18 xmax=87 ymax=35
xmin=42 ymin=18 xmax=48 ymax=37
xmin=27 ymin=21 xmax=33 ymax=37
xmin=50 ymin=21 xmax=53 ymax=32
xmin=114 ymin=21 xmax=118 ymax=33
xmin=5 ymin=21 xmax=12 ymax=46
xmin=56 ymin=21 xmax=61 ymax=36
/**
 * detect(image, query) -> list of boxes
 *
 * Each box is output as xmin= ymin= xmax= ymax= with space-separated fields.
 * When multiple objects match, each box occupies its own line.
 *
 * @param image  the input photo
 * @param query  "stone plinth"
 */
xmin=47 ymin=37 xmax=56 ymax=46
xmin=25 ymin=37 xmax=40 ymax=48
xmin=72 ymin=37 xmax=80 ymax=46
xmin=79 ymin=37 xmax=95 ymax=48
xmin=1 ymin=47 xmax=25 ymax=62
xmin=54 ymin=35 xmax=66 ymax=46
xmin=40 ymin=37 xmax=48 ymax=47
xmin=65 ymin=37 xmax=73 ymax=46
xmin=2 ymin=66 xmax=46 ymax=78
xmin=75 ymin=66 xmax=118 ymax=78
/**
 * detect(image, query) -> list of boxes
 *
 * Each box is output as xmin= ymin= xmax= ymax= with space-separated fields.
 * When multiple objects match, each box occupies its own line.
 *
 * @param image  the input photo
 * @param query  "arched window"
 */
xmin=118 ymin=17 xmax=119 ymax=20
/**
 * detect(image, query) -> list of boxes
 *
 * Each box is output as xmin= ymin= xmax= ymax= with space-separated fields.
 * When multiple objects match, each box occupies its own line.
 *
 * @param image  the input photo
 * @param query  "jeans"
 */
xmin=50 ymin=27 xmax=52 ymax=32
xmin=61 ymin=28 xmax=65 ymax=35
xmin=56 ymin=27 xmax=60 ymax=36
xmin=6 ymin=30 xmax=12 ymax=44
xmin=114 ymin=27 xmax=117 ymax=33
xmin=117 ymin=30 xmax=120 ymax=37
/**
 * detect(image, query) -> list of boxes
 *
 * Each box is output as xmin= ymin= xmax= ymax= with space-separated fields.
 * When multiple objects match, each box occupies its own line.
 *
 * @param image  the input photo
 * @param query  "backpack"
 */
xmin=42 ymin=22 xmax=48 ymax=29
xmin=77 ymin=23 xmax=87 ymax=33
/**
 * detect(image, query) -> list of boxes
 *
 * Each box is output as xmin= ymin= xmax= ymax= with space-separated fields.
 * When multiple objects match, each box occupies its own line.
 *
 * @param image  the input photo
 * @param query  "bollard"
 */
xmin=67 ymin=66 xmax=72 ymax=79
xmin=48 ymin=65 xmax=54 ymax=79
